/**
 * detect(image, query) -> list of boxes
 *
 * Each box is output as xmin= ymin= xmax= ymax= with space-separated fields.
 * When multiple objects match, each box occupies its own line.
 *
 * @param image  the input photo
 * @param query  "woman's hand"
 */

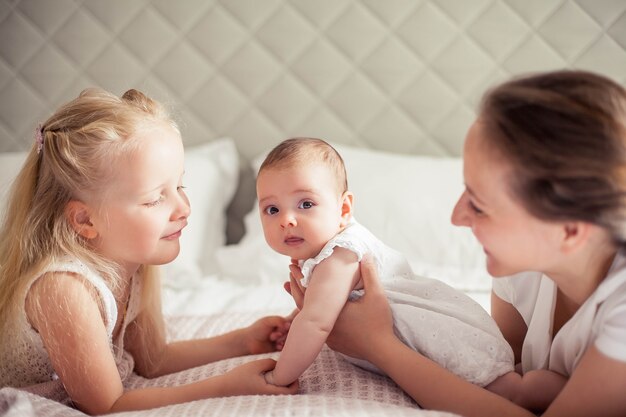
xmin=242 ymin=315 xmax=292 ymax=354
xmin=220 ymin=359 xmax=299 ymax=395
xmin=326 ymin=255 xmax=394 ymax=360
xmin=284 ymin=259 xmax=305 ymax=310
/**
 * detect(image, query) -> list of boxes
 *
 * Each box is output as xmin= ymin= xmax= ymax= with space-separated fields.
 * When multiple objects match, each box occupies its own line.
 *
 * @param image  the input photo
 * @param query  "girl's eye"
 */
xmin=177 ymin=185 xmax=187 ymax=192
xmin=265 ymin=206 xmax=279 ymax=215
xmin=145 ymin=195 xmax=164 ymax=207
xmin=298 ymin=201 xmax=314 ymax=209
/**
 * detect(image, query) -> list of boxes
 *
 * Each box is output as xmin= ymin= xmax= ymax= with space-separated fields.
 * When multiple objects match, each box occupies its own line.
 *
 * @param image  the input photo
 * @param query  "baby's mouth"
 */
xmin=284 ymin=236 xmax=304 ymax=246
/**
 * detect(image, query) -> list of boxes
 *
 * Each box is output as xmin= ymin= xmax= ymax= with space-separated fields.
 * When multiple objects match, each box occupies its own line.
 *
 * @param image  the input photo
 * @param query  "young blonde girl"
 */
xmin=0 ymin=88 xmax=297 ymax=415
xmin=255 ymin=138 xmax=565 ymax=407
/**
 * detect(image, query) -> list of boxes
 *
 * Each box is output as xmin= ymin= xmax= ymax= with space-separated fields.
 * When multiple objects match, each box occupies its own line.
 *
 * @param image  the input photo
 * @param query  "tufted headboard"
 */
xmin=1 ymin=0 xmax=625 ymax=240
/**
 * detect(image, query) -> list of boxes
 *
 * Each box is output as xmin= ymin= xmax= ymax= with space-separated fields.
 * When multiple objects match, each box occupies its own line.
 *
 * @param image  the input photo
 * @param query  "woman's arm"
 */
xmin=269 ymin=247 xmax=361 ymax=386
xmin=491 ymin=291 xmax=527 ymax=364
xmin=324 ymin=257 xmax=535 ymax=417
xmin=27 ymin=273 xmax=297 ymax=416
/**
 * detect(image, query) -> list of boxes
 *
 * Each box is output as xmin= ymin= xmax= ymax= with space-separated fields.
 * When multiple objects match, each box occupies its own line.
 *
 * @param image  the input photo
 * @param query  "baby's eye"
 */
xmin=265 ymin=206 xmax=279 ymax=215
xmin=298 ymin=200 xmax=314 ymax=209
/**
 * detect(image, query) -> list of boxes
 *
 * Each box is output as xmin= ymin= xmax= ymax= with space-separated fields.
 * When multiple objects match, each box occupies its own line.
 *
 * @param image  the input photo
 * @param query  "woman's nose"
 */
xmin=451 ymin=192 xmax=469 ymax=227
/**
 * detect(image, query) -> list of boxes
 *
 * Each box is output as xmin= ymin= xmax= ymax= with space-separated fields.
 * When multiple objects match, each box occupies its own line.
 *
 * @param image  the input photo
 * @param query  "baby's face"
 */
xmin=257 ymin=163 xmax=347 ymax=260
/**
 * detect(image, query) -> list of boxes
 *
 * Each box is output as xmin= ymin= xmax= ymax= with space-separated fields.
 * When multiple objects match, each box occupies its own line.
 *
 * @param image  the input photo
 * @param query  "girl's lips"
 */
xmin=163 ymin=222 xmax=187 ymax=240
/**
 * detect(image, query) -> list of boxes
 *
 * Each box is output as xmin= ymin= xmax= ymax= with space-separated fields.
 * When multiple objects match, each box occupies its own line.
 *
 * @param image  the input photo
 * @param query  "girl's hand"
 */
xmin=243 ymin=315 xmax=292 ymax=354
xmin=221 ymin=359 xmax=299 ymax=395
xmin=326 ymin=254 xmax=394 ymax=360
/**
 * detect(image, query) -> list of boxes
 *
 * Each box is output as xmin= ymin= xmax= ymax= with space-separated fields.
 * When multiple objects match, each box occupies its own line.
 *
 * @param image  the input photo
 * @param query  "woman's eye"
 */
xmin=265 ymin=206 xmax=279 ymax=215
xmin=299 ymin=201 xmax=314 ymax=209
xmin=468 ymin=200 xmax=483 ymax=215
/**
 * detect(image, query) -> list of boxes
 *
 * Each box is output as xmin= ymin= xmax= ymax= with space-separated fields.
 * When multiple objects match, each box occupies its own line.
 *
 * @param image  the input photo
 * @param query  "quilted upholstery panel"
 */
xmin=1 ymin=0 xmax=625 ymax=240
xmin=1 ymin=0 xmax=625 ymax=157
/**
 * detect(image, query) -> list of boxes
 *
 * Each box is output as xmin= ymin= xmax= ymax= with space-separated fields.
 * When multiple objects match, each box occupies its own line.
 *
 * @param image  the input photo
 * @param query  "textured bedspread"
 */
xmin=0 ymin=313 xmax=459 ymax=417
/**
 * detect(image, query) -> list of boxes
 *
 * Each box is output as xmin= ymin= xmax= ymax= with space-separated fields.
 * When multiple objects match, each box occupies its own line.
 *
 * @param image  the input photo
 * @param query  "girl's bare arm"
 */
xmin=27 ymin=273 xmax=296 ymax=416
xmin=126 ymin=312 xmax=291 ymax=378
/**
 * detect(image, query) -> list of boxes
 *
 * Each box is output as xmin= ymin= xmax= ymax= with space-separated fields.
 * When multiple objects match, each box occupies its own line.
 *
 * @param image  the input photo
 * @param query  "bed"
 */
xmin=1 ymin=1 xmax=624 ymax=416
xmin=0 ymin=139 xmax=485 ymax=417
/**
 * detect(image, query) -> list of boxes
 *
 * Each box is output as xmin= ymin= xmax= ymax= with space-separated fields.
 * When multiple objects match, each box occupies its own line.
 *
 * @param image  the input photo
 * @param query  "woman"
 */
xmin=287 ymin=70 xmax=626 ymax=416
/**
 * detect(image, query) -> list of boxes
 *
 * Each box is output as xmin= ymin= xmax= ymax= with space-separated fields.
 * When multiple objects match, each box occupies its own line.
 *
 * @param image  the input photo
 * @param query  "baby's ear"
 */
xmin=65 ymin=201 xmax=98 ymax=240
xmin=340 ymin=191 xmax=354 ymax=227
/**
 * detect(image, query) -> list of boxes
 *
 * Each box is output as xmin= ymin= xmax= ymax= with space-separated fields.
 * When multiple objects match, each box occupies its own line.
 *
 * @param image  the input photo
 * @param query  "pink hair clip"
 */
xmin=35 ymin=125 xmax=44 ymax=154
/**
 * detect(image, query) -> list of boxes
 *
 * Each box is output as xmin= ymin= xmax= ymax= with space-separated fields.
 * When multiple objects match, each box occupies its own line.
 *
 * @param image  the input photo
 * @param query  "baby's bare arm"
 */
xmin=269 ymin=248 xmax=361 ymax=386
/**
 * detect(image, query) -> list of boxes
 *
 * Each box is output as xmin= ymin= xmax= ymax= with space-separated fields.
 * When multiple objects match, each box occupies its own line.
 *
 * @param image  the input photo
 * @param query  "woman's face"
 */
xmin=451 ymin=120 xmax=566 ymax=277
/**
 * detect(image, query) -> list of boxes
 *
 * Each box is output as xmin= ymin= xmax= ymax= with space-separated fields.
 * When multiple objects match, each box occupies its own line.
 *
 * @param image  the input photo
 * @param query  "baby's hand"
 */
xmin=221 ymin=359 xmax=298 ymax=395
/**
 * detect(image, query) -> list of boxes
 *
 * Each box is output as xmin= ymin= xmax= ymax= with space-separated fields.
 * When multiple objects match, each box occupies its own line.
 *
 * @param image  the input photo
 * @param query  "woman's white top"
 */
xmin=493 ymin=249 xmax=626 ymax=376
xmin=299 ymin=218 xmax=514 ymax=387
xmin=0 ymin=257 xmax=141 ymax=404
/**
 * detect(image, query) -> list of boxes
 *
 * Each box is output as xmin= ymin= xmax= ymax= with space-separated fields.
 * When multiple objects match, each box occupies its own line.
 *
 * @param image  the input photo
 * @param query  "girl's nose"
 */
xmin=173 ymin=190 xmax=191 ymax=220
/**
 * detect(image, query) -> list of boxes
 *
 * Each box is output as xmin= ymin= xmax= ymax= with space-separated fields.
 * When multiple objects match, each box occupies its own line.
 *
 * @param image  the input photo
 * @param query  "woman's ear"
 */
xmin=65 ymin=201 xmax=98 ymax=240
xmin=340 ymin=191 xmax=354 ymax=227
xmin=560 ymin=221 xmax=591 ymax=253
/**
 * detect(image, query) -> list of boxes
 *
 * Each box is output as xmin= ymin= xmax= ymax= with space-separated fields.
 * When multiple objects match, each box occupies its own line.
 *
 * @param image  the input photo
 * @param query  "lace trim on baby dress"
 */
xmin=300 ymin=219 xmax=369 ymax=288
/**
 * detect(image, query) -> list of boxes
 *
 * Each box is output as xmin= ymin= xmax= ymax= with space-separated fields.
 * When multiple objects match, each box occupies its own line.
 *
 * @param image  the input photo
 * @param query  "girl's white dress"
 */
xmin=299 ymin=219 xmax=514 ymax=387
xmin=0 ymin=257 xmax=140 ymax=403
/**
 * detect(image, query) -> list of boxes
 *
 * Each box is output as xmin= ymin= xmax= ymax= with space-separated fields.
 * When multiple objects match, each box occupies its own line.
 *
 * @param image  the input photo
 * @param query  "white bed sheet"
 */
xmin=162 ymin=275 xmax=491 ymax=317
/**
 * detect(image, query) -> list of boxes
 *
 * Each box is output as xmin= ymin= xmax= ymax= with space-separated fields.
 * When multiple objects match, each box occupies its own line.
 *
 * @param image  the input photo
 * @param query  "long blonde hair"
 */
xmin=0 ymin=88 xmax=176 ymax=364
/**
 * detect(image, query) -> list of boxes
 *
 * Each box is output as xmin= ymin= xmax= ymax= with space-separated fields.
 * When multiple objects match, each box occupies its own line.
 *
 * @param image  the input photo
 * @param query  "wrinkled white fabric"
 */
xmin=300 ymin=219 xmax=514 ymax=387
xmin=0 ymin=257 xmax=140 ymax=403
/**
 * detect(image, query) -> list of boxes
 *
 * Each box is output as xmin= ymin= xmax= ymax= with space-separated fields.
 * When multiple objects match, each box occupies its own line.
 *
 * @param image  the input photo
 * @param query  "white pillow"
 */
xmin=217 ymin=143 xmax=491 ymax=292
xmin=0 ymin=139 xmax=239 ymax=286
xmin=0 ymin=151 xmax=28 ymax=220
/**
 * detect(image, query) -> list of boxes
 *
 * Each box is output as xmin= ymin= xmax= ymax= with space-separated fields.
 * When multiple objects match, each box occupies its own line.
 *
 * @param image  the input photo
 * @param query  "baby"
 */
xmin=256 ymin=137 xmax=517 ymax=393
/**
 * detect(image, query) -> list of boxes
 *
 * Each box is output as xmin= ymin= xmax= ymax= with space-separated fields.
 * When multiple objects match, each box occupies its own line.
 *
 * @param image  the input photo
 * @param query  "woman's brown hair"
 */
xmin=480 ymin=70 xmax=626 ymax=243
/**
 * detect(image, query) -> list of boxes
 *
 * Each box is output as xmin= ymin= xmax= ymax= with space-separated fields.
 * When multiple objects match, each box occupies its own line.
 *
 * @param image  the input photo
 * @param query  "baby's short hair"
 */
xmin=259 ymin=137 xmax=348 ymax=194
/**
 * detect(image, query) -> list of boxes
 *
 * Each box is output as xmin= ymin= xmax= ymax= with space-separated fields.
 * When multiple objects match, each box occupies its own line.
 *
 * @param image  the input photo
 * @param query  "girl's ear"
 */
xmin=340 ymin=191 xmax=354 ymax=227
xmin=65 ymin=201 xmax=98 ymax=240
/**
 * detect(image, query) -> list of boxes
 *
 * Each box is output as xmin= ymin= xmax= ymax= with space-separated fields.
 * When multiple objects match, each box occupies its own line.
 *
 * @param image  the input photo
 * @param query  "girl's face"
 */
xmin=451 ymin=120 xmax=565 ymax=277
xmin=89 ymin=122 xmax=190 ymax=274
xmin=256 ymin=163 xmax=352 ymax=261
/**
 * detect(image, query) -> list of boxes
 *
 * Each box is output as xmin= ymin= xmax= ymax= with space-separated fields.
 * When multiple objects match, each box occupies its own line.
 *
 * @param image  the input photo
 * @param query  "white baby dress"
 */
xmin=299 ymin=219 xmax=514 ymax=387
